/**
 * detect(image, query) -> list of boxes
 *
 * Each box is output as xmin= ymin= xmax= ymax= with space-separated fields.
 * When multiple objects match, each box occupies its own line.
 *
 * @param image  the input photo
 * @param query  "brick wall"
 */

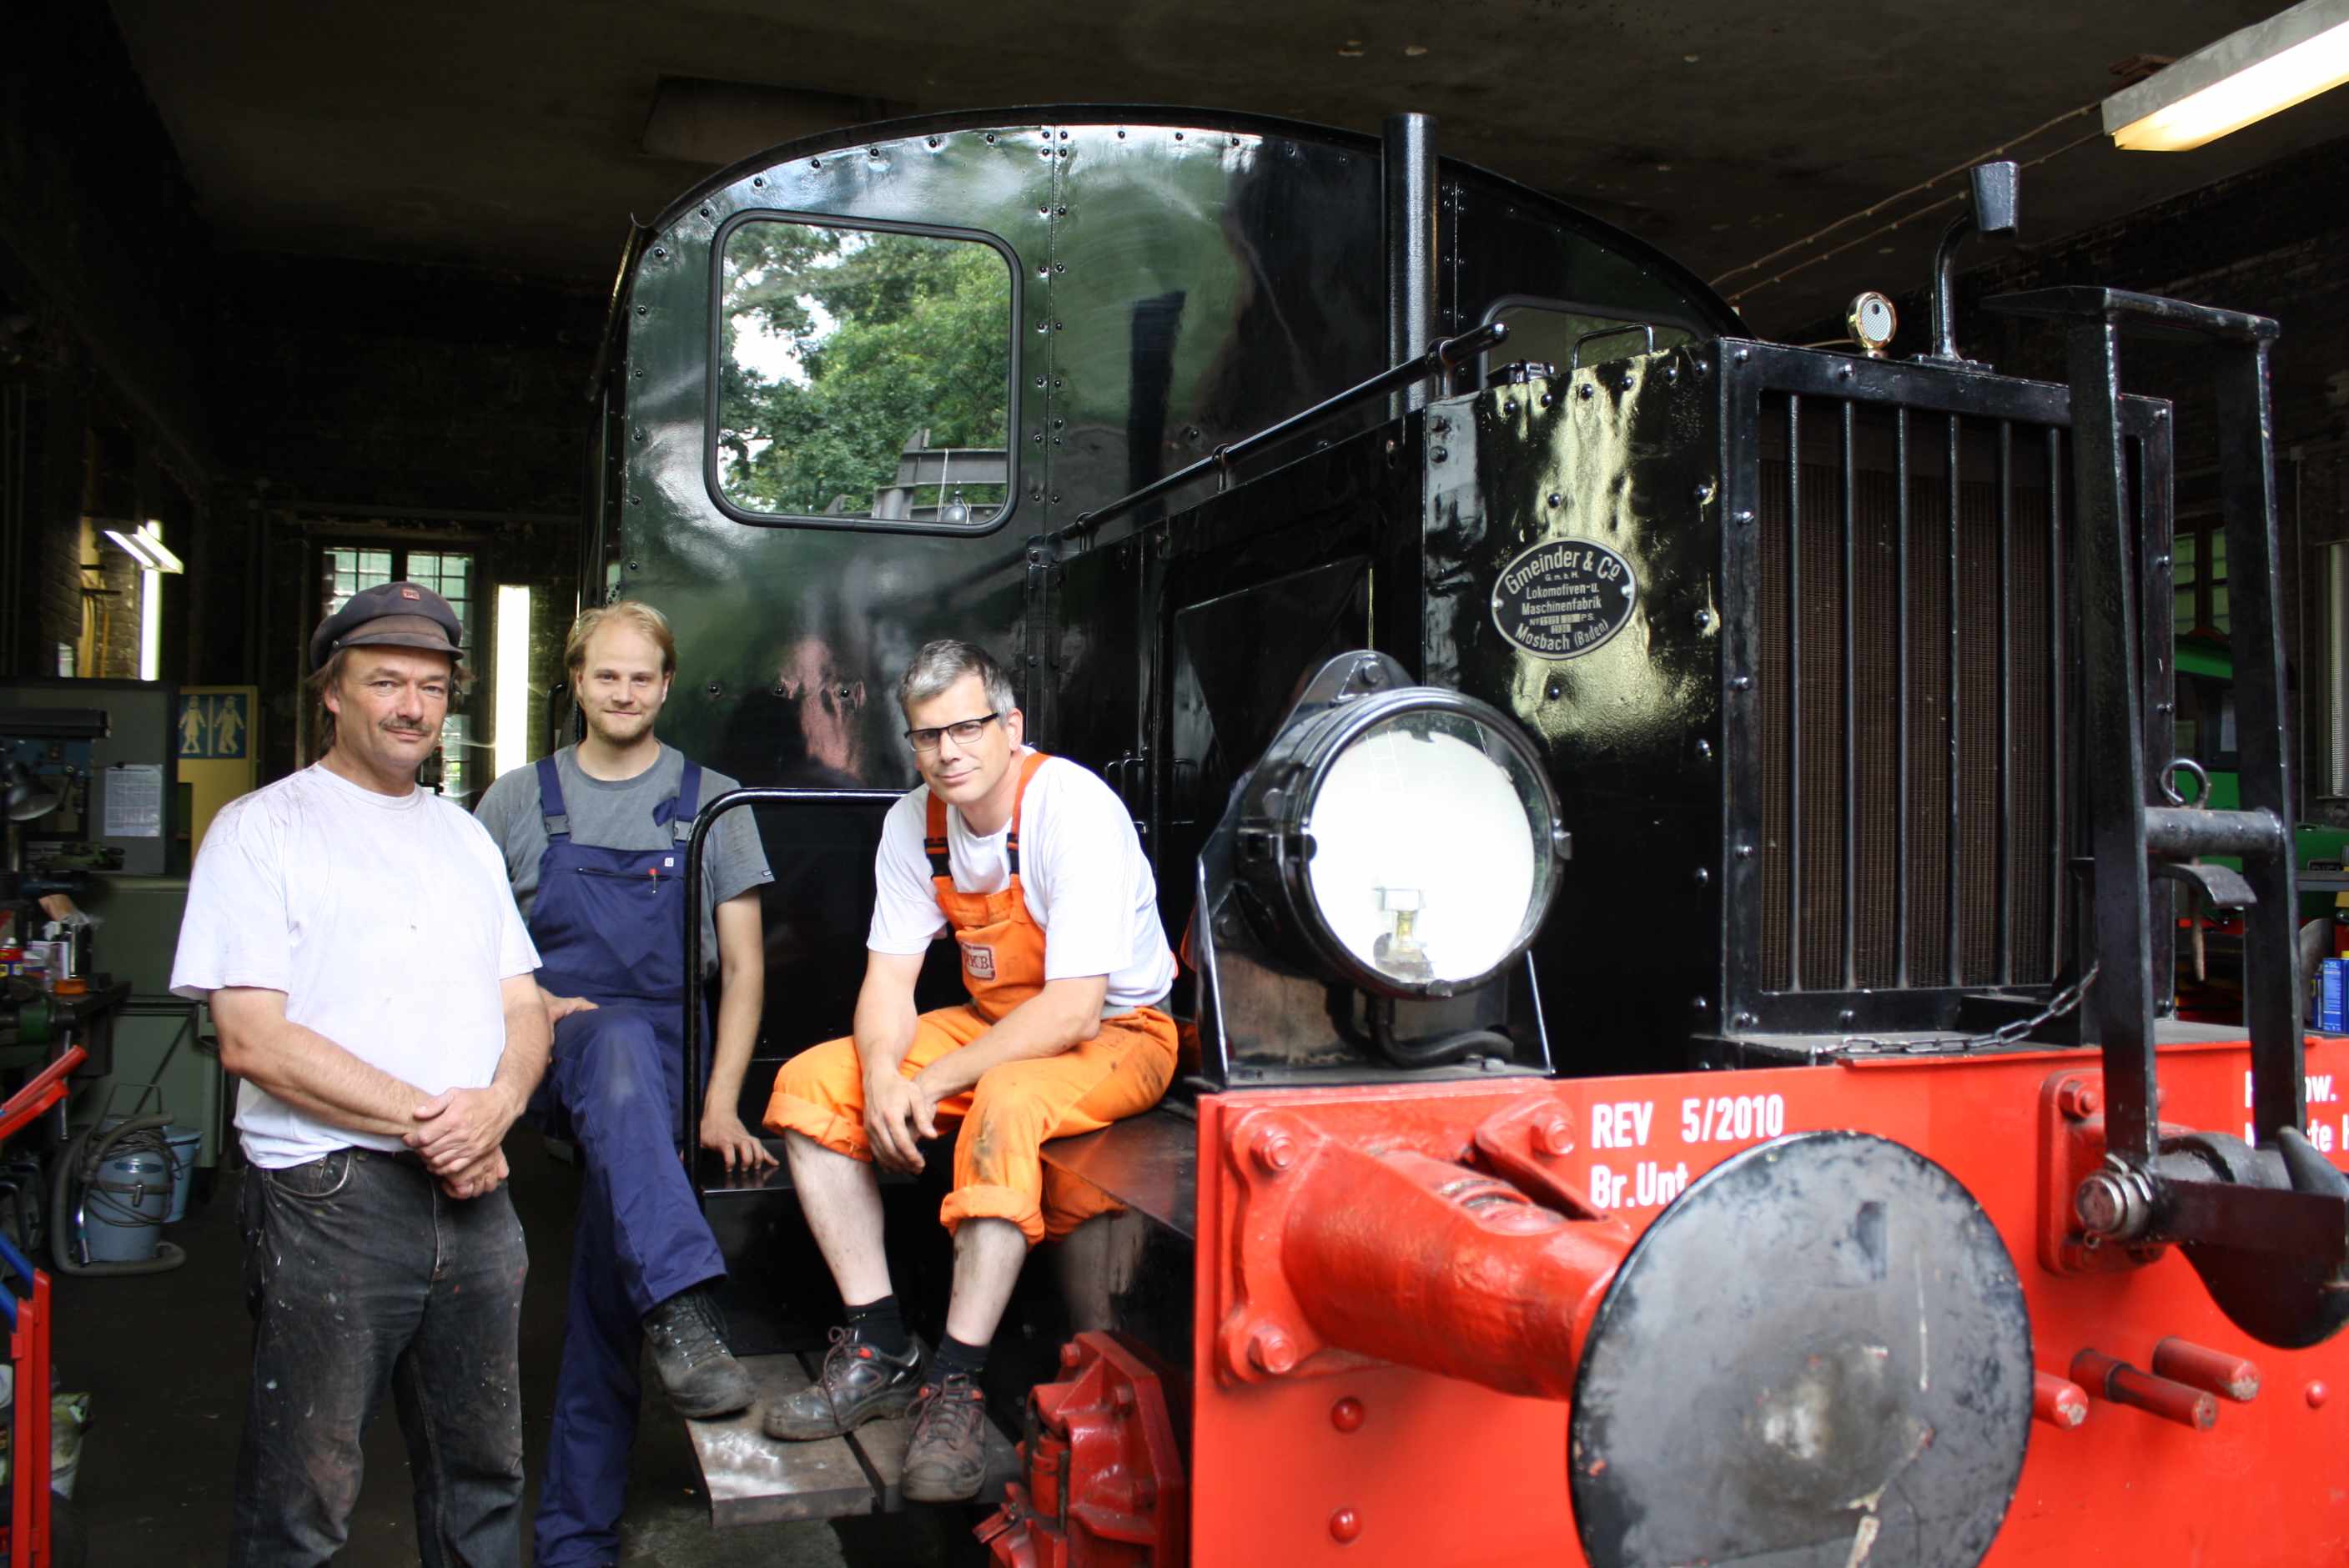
xmin=0 ymin=0 xmax=211 ymax=685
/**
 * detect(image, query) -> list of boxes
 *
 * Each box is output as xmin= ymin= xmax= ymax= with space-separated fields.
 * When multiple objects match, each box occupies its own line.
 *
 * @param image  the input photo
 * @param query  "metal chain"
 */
xmin=1840 ymin=962 xmax=2102 ymax=1056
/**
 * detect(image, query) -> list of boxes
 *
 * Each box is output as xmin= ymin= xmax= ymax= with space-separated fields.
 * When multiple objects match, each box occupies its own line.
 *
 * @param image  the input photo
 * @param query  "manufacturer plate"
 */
xmin=1490 ymin=538 xmax=1639 ymax=660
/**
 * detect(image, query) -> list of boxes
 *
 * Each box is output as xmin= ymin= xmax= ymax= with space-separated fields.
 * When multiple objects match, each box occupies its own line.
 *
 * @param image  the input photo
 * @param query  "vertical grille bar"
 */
xmin=2047 ymin=425 xmax=2066 ymax=978
xmin=1841 ymin=400 xmax=1859 ymax=989
xmin=1894 ymin=407 xmax=1912 ymax=987
xmin=1945 ymin=415 xmax=1964 ymax=986
xmin=1787 ymin=394 xmax=1803 ymax=990
xmin=1996 ymin=420 xmax=2015 ymax=985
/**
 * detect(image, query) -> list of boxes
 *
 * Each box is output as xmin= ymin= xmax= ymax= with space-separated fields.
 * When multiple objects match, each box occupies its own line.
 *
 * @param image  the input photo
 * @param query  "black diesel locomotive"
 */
xmin=581 ymin=108 xmax=2348 ymax=1567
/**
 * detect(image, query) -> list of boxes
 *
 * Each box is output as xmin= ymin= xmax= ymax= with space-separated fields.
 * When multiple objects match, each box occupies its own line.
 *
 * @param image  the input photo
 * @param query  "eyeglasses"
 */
xmin=904 ymin=711 xmax=1001 ymax=753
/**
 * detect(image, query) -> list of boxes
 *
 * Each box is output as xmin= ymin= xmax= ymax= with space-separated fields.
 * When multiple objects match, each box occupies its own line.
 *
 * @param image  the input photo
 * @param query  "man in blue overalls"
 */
xmin=475 ymin=601 xmax=776 ymax=1568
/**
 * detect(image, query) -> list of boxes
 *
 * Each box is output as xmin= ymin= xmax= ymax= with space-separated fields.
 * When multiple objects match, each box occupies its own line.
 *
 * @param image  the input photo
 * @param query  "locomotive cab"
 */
xmin=598 ymin=106 xmax=2349 ymax=1567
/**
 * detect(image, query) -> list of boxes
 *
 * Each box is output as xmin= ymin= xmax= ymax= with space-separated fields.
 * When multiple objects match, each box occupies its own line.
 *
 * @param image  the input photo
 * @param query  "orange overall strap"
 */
xmin=923 ymin=751 xmax=1054 ymax=894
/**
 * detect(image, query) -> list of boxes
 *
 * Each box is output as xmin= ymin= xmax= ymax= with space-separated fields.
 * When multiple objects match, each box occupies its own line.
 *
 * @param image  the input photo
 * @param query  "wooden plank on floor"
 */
xmin=689 ymin=1352 xmax=880 ymax=1528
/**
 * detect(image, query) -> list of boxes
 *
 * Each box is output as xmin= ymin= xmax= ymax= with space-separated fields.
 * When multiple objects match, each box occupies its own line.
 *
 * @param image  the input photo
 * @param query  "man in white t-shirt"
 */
xmin=761 ymin=638 xmax=1178 ymax=1503
xmin=171 ymin=580 xmax=549 ymax=1568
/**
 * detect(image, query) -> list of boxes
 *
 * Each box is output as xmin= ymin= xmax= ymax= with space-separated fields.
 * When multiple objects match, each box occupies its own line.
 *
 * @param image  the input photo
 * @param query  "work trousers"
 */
xmin=528 ymin=1003 xmax=727 ymax=1568
xmin=764 ymin=1003 xmax=1178 ymax=1244
xmin=231 ymin=1147 xmax=526 ymax=1568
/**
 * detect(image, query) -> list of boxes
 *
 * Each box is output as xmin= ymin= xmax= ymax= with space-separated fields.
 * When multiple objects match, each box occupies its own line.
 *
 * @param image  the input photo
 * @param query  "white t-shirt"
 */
xmin=170 ymin=764 xmax=541 ymax=1168
xmin=868 ymin=752 xmax=1176 ymax=1013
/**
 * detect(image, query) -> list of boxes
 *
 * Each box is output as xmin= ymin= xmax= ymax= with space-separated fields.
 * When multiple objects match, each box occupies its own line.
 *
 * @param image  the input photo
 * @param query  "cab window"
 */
xmin=714 ymin=219 xmax=1014 ymax=528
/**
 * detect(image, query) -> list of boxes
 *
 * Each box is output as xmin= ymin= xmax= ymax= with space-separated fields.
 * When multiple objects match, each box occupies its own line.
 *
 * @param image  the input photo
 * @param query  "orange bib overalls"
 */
xmin=763 ymin=752 xmax=1177 ymax=1243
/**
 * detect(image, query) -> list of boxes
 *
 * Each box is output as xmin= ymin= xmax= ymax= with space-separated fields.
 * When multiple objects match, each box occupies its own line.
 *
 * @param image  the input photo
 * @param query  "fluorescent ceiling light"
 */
xmin=136 ymin=521 xmax=184 ymax=574
xmin=99 ymin=521 xmax=184 ymax=574
xmin=138 ymin=570 xmax=161 ymax=682
xmin=2106 ymin=0 xmax=2349 ymax=151
xmin=495 ymin=584 xmax=532 ymax=781
xmin=102 ymin=528 xmax=163 ymax=570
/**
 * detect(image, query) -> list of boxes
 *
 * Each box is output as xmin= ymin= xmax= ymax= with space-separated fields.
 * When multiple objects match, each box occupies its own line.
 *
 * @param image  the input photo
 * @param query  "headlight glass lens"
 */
xmin=1301 ymin=710 xmax=1556 ymax=986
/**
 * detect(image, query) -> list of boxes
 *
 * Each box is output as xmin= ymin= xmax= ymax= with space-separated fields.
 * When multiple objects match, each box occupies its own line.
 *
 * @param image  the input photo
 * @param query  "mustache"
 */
xmin=380 ymin=721 xmax=434 ymax=738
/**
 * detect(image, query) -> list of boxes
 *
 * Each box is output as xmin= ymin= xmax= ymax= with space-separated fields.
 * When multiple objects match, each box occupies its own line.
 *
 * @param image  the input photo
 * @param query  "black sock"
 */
xmin=843 ymin=1295 xmax=911 ymax=1359
xmin=928 ymin=1332 xmax=988 ymax=1387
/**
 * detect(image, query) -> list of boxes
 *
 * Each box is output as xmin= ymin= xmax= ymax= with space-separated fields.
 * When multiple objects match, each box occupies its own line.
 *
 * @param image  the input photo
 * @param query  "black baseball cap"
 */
xmin=309 ymin=581 xmax=464 ymax=673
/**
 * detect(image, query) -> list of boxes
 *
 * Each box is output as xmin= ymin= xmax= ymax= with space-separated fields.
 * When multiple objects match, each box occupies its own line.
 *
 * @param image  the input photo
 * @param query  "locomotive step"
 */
xmin=687 ymin=1349 xmax=1021 ymax=1526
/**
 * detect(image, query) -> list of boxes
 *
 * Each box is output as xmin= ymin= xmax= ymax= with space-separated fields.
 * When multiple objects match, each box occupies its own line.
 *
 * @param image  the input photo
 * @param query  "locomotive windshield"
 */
xmin=715 ymin=218 xmax=1014 ymax=527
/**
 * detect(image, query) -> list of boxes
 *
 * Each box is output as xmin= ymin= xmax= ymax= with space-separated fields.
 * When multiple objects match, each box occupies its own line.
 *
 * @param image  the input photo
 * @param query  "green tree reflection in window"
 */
xmin=717 ymin=222 xmax=1013 ymax=525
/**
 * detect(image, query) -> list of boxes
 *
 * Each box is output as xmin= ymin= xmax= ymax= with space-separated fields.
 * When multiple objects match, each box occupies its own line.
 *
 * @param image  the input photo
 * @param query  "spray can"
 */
xmin=2320 ymin=958 xmax=2349 ymax=1035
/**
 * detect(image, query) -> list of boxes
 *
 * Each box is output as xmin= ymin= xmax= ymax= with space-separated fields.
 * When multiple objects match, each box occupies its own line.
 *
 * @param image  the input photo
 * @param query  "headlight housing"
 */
xmin=1234 ymin=654 xmax=1567 ymax=998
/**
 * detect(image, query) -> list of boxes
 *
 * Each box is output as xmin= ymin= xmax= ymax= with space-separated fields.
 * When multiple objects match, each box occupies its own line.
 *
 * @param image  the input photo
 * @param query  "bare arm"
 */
xmin=912 ymin=975 xmax=1107 ymax=1101
xmin=853 ymin=948 xmax=928 ymax=1082
xmin=494 ymin=971 xmax=553 ymax=1108
xmin=408 ymin=974 xmax=551 ymax=1177
xmin=853 ymin=949 xmax=929 ymax=1171
xmin=700 ymin=891 xmax=774 ymax=1169
xmin=211 ymin=987 xmax=432 ymax=1138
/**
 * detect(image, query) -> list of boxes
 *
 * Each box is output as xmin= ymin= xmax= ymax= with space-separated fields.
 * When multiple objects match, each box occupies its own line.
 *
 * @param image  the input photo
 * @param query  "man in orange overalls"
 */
xmin=761 ymin=638 xmax=1178 ymax=1501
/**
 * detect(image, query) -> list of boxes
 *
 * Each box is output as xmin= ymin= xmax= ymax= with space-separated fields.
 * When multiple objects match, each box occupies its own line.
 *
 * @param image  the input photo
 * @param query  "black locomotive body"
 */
xmin=590 ymin=105 xmax=2348 ymax=1568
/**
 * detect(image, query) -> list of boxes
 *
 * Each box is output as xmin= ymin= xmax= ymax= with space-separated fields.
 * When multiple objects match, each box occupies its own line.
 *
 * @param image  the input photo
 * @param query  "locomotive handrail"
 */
xmin=1054 ymin=319 xmax=1508 ymax=543
xmin=679 ymin=785 xmax=904 ymax=1201
xmin=1982 ymin=285 xmax=2349 ymax=1347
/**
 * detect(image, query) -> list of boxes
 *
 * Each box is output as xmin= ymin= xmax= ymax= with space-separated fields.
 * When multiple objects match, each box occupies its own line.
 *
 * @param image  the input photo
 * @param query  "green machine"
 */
xmin=2174 ymin=633 xmax=2349 ymax=917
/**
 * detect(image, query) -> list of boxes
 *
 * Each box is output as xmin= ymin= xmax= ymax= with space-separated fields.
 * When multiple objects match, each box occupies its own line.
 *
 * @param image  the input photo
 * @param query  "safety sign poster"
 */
xmin=178 ymin=691 xmax=251 ymax=759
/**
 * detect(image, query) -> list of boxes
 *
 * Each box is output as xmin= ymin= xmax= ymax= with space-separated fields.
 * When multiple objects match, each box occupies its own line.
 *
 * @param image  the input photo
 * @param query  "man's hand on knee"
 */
xmin=408 ymin=1083 xmax=525 ymax=1176
xmin=863 ymin=1072 xmax=938 ymax=1174
xmin=538 ymin=985 xmax=599 ymax=1025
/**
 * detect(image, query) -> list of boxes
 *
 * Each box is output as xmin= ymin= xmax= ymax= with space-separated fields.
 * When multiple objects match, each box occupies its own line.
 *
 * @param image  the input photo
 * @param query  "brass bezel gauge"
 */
xmin=1848 ymin=290 xmax=1898 ymax=358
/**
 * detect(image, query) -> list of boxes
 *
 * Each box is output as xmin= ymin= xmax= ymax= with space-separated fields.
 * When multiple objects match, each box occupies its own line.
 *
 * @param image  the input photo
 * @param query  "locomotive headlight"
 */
xmin=1235 ymin=661 xmax=1567 ymax=999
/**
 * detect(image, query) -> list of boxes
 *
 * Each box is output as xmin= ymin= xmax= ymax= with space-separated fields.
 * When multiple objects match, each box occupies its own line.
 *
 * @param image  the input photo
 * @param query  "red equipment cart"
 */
xmin=0 ymin=1046 xmax=87 ymax=1568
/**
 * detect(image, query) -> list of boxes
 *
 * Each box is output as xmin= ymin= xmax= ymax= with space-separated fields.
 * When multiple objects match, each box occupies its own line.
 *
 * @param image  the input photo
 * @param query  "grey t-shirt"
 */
xmin=473 ymin=744 xmax=773 ymax=977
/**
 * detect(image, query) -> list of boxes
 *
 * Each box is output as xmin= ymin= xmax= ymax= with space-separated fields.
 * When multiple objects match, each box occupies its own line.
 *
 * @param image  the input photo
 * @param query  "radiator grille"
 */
xmin=1753 ymin=400 xmax=2075 ymax=994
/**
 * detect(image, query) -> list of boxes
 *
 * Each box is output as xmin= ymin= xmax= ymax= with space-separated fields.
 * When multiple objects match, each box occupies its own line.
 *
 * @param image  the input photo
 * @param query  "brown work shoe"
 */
xmin=900 ymin=1373 xmax=990 ymax=1502
xmin=762 ymin=1326 xmax=923 ymax=1440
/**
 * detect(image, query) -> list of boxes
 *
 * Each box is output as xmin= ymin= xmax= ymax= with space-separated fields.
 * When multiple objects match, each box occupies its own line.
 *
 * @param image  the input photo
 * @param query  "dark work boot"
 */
xmin=762 ymin=1326 xmax=923 ymax=1440
xmin=900 ymin=1373 xmax=990 ymax=1502
xmin=642 ymin=1286 xmax=757 ymax=1420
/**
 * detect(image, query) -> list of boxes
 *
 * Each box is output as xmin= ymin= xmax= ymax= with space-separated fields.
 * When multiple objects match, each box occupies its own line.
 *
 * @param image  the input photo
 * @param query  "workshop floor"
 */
xmin=54 ymin=1137 xmax=980 ymax=1566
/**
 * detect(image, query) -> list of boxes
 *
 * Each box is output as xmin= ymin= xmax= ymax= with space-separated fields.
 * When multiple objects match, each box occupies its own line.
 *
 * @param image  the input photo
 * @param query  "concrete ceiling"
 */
xmin=106 ymin=0 xmax=2349 ymax=334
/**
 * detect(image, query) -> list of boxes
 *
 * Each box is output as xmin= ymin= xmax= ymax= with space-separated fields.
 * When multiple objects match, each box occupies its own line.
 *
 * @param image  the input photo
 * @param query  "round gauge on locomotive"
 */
xmin=1235 ymin=663 xmax=1567 ymax=999
xmin=1848 ymin=289 xmax=1898 ymax=357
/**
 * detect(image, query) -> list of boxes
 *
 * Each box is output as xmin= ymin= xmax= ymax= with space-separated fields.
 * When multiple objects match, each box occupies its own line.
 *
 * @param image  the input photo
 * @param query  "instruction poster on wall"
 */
xmin=104 ymin=762 xmax=163 ymax=838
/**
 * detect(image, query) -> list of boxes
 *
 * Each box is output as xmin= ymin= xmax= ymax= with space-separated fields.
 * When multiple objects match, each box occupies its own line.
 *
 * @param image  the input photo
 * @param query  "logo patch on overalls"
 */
xmin=960 ymin=940 xmax=997 ymax=981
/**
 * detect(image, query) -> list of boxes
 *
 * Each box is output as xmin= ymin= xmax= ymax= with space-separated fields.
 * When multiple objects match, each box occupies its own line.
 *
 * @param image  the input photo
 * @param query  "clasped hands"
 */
xmin=406 ymin=1083 xmax=525 ymax=1199
xmin=863 ymin=1069 xmax=942 ymax=1174
xmin=402 ymin=985 xmax=596 ymax=1199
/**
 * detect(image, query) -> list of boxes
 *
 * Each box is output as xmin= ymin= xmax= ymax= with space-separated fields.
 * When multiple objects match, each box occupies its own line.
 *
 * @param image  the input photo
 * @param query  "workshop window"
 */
xmin=2174 ymin=521 xmax=2227 ymax=636
xmin=323 ymin=547 xmax=394 ymax=611
xmin=713 ymin=217 xmax=1014 ymax=528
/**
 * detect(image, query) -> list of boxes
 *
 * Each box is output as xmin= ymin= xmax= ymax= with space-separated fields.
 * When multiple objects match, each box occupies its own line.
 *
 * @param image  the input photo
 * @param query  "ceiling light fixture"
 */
xmin=2105 ymin=0 xmax=2349 ymax=151
xmin=100 ymin=520 xmax=184 ymax=574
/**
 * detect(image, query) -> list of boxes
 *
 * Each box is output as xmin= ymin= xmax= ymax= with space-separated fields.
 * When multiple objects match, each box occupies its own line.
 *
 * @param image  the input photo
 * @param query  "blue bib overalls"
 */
xmin=525 ymin=756 xmax=728 ymax=1568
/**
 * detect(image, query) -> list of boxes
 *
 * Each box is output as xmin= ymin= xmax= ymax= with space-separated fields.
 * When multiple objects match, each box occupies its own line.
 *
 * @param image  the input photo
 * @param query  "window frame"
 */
xmin=702 ymin=209 xmax=1024 ymax=536
xmin=2172 ymin=511 xmax=2228 ymax=638
xmin=1472 ymin=292 xmax=1711 ymax=388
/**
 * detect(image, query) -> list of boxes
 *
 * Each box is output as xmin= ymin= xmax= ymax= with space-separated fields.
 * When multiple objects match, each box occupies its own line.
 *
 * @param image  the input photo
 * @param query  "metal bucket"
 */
xmin=98 ymin=1118 xmax=201 ymax=1224
xmin=161 ymin=1125 xmax=201 ymax=1224
xmin=80 ymin=1147 xmax=169 ymax=1264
